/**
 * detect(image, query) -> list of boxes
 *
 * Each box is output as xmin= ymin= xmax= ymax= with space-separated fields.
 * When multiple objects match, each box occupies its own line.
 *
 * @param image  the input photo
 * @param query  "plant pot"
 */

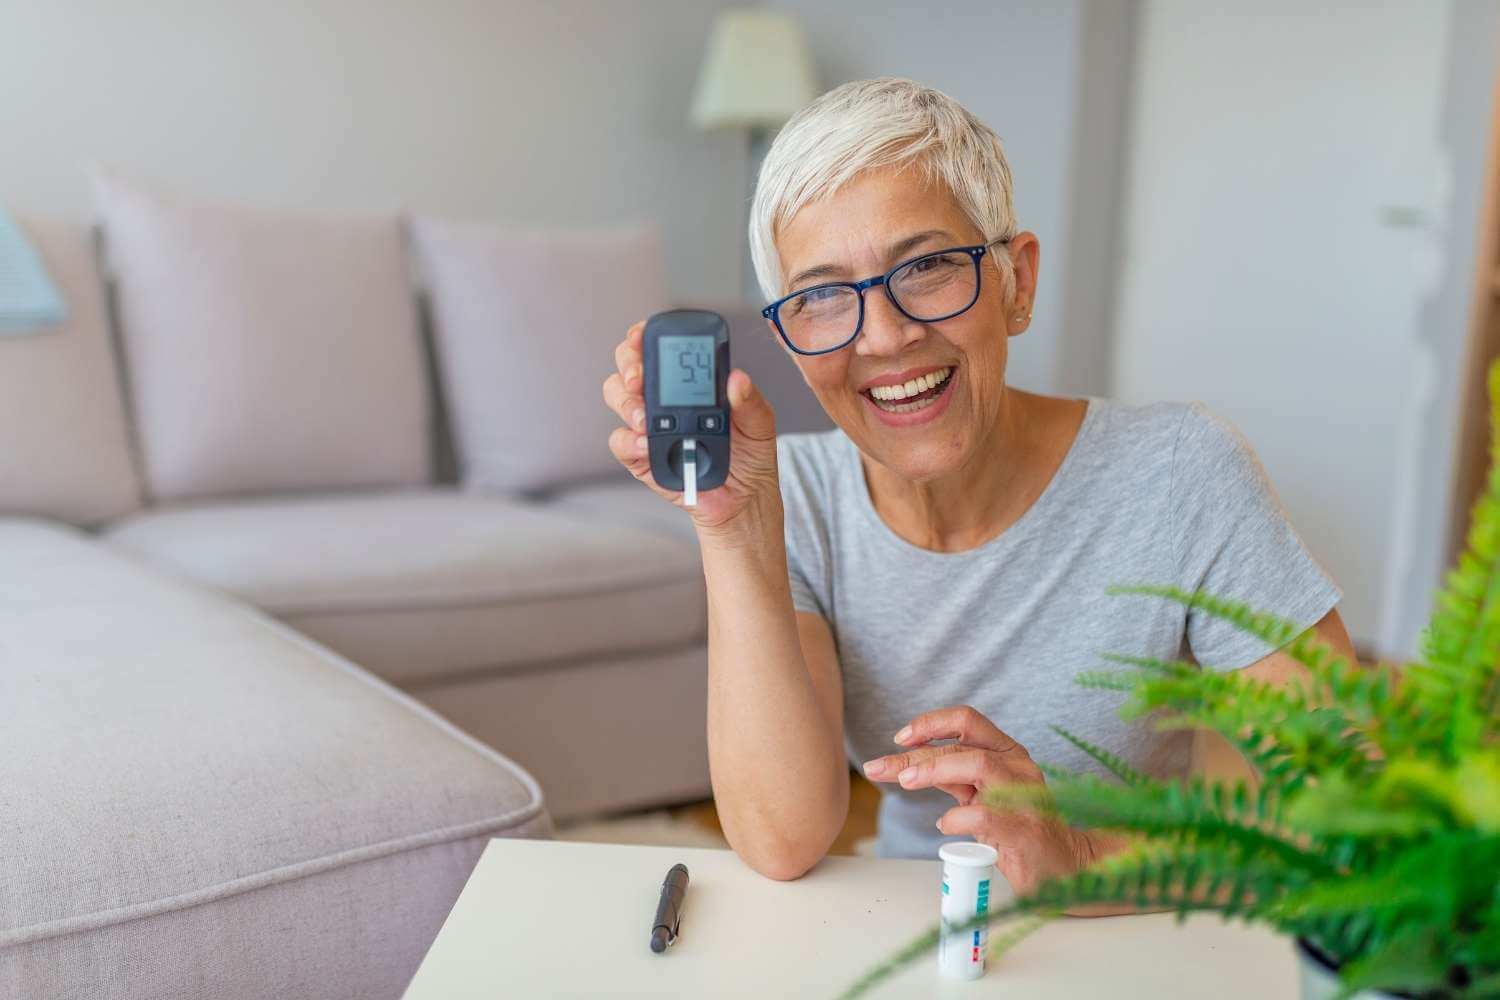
xmin=1297 ymin=938 xmax=1406 ymax=1000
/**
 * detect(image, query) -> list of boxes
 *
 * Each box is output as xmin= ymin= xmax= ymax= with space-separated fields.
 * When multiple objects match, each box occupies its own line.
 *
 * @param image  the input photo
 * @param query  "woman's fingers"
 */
xmin=935 ymin=803 xmax=1038 ymax=839
xmin=893 ymin=748 xmax=1011 ymax=792
xmin=894 ymin=705 xmax=1027 ymax=757
xmin=607 ymin=426 xmax=649 ymax=468
xmin=607 ymin=426 xmax=685 ymax=505
xmin=935 ymin=783 xmax=975 ymax=804
xmin=935 ymin=803 xmax=1001 ymax=838
xmin=861 ymin=742 xmax=967 ymax=781
xmin=606 ymin=321 xmax=646 ymax=424
xmin=614 ymin=321 xmax=645 ymax=387
xmin=601 ymin=371 xmax=646 ymax=430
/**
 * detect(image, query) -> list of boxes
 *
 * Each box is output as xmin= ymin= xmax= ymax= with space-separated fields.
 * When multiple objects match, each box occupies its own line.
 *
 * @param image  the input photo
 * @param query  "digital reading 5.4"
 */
xmin=657 ymin=335 xmax=716 ymax=408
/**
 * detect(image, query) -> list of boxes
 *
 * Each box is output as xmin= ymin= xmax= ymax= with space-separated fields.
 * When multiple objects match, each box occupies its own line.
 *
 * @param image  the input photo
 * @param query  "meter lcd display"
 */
xmin=658 ymin=335 xmax=716 ymax=407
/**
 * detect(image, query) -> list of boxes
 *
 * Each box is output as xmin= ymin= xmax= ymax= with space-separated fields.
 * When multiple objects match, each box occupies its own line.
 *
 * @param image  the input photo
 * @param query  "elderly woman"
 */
xmin=601 ymin=78 xmax=1356 ymax=896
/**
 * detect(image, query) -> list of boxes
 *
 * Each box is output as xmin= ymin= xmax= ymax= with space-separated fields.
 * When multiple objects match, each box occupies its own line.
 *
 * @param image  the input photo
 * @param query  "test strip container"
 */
xmin=937 ymin=841 xmax=999 ymax=980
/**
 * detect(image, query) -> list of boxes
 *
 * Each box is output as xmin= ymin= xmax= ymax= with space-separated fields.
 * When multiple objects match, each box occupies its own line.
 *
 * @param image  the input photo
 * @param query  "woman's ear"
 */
xmin=1004 ymin=232 xmax=1041 ymax=336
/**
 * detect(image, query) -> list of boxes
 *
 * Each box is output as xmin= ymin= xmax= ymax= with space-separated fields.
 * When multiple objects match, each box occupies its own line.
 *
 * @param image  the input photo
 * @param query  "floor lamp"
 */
xmin=691 ymin=10 xmax=818 ymax=305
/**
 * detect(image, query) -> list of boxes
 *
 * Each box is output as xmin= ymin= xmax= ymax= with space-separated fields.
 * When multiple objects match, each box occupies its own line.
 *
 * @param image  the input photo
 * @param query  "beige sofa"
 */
xmin=2 ymin=519 xmax=551 ymax=999
xmin=0 ymin=177 xmax=826 ymax=999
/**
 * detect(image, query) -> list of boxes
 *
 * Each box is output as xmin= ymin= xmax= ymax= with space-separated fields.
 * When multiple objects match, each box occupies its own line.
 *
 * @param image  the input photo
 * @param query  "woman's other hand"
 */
xmin=860 ymin=705 xmax=1100 ymax=896
xmin=602 ymin=319 xmax=782 ymax=538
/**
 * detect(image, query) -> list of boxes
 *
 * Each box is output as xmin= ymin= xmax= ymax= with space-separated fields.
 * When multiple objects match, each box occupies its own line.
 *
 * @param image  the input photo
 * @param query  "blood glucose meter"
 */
xmin=642 ymin=309 xmax=730 ymax=507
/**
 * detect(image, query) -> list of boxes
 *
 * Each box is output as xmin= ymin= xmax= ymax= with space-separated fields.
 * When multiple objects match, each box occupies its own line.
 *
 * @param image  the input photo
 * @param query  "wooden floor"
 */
xmin=666 ymin=770 xmax=882 ymax=856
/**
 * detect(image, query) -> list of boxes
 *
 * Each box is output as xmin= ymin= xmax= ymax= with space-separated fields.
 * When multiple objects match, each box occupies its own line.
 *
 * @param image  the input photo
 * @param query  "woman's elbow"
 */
xmin=731 ymin=827 xmax=832 ymax=881
xmin=722 ymin=777 xmax=848 ymax=880
xmin=745 ymin=845 xmax=825 ymax=881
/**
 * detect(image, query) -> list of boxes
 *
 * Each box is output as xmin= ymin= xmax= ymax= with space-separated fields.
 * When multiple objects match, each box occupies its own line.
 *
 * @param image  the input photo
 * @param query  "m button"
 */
xmin=654 ymin=415 xmax=676 ymax=431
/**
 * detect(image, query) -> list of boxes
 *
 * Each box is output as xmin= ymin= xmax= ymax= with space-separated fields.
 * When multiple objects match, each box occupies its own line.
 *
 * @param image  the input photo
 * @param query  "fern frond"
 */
xmin=1049 ymin=724 xmax=1149 ymax=786
xmin=1097 ymin=650 xmax=1201 ymax=676
xmin=986 ymin=770 xmax=1327 ymax=876
xmin=1284 ymin=772 xmax=1448 ymax=840
xmin=1267 ymin=832 xmax=1492 ymax=964
xmin=1104 ymin=584 xmax=1303 ymax=652
xmin=1416 ymin=362 xmax=1500 ymax=757
xmin=1075 ymin=670 xmax=1144 ymax=692
xmin=985 ymin=912 xmax=1054 ymax=962
xmin=1288 ymin=755 xmax=1500 ymax=847
xmin=1335 ymin=925 xmax=1451 ymax=999
xmin=834 ymin=925 xmax=940 ymax=1000
xmin=1089 ymin=654 xmax=1374 ymax=795
xmin=1103 ymin=586 xmax=1409 ymax=742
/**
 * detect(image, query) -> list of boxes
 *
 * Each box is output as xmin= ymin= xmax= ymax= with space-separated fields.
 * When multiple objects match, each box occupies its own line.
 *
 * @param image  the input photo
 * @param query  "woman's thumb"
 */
xmin=727 ymin=368 xmax=776 ymax=441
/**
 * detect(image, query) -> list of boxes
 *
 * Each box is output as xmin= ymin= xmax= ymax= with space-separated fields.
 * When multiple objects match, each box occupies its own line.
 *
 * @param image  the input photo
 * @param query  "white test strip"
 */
xmin=682 ymin=437 xmax=698 ymax=507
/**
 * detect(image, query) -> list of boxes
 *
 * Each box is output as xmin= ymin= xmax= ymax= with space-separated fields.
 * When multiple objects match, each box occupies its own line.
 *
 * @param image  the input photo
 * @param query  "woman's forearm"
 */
xmin=698 ymin=496 xmax=849 ymax=880
xmin=1061 ymin=828 xmax=1156 ymax=917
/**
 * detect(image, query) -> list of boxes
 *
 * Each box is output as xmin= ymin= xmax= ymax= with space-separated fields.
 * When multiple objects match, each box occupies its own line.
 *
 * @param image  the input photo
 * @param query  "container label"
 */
xmin=974 ymin=878 xmax=990 ymax=964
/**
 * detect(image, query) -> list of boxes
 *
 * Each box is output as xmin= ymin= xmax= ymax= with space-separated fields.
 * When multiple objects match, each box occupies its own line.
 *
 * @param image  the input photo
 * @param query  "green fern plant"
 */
xmin=841 ymin=361 xmax=1500 ymax=1000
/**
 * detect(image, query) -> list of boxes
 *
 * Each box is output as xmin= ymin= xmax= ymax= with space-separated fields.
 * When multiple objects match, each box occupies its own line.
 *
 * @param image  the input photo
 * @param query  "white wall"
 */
xmin=0 ymin=0 xmax=748 ymax=303
xmin=764 ymin=0 xmax=1136 ymax=396
xmin=1395 ymin=0 xmax=1500 ymax=659
xmin=1054 ymin=1 xmax=1137 ymax=398
xmin=1110 ymin=1 xmax=1497 ymax=656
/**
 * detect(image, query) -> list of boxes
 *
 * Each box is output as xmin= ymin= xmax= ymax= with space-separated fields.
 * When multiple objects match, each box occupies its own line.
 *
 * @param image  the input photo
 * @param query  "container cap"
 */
xmin=939 ymin=841 xmax=999 ymax=867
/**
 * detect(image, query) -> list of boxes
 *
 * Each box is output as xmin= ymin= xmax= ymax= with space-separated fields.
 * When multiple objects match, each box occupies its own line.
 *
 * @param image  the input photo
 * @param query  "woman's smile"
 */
xmin=859 ymin=363 xmax=960 ymax=427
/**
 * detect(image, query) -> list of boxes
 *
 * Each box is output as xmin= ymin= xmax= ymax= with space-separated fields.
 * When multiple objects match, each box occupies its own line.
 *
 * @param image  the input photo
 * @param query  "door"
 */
xmin=1111 ymin=1 xmax=1460 ymax=658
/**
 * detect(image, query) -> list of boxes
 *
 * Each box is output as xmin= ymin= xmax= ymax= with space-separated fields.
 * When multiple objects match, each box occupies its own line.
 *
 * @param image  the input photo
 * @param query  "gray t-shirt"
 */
xmin=776 ymin=396 xmax=1341 ymax=860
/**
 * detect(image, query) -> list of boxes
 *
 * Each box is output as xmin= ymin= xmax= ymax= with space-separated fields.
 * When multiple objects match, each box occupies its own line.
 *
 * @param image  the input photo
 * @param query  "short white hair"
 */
xmin=749 ymin=76 xmax=1018 ymax=303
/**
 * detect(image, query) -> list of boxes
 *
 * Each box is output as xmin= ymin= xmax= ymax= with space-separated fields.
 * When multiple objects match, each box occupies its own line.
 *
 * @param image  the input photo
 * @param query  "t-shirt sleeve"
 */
xmin=1171 ymin=403 xmax=1343 ymax=671
xmin=776 ymin=435 xmax=834 ymax=621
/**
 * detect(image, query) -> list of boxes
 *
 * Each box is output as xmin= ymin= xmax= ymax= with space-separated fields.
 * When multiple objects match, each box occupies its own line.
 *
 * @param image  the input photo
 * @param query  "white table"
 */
xmin=403 ymin=839 xmax=1298 ymax=998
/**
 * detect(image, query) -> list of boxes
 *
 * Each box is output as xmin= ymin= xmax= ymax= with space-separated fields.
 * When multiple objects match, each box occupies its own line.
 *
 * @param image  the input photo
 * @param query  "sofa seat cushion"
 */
xmin=543 ymin=475 xmax=700 ymax=546
xmin=0 ymin=519 xmax=550 ymax=1000
xmin=101 ymin=488 xmax=706 ymax=685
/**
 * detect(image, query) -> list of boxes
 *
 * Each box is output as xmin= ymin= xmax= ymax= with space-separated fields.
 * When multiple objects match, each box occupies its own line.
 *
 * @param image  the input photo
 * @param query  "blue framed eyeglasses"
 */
xmin=761 ymin=238 xmax=1010 ymax=356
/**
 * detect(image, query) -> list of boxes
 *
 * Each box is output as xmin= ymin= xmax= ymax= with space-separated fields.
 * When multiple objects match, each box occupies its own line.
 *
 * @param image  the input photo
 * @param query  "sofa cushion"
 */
xmin=410 ymin=218 xmax=667 ymax=494
xmin=93 ymin=171 xmax=430 ymax=501
xmin=0 ymin=215 xmax=141 ymax=525
xmin=0 ymin=519 xmax=550 ymax=1000
xmin=101 ymin=488 xmax=707 ymax=685
xmin=543 ymin=474 xmax=700 ymax=546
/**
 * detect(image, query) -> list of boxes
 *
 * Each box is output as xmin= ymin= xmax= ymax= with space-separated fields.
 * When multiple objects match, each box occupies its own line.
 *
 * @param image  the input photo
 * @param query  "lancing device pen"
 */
xmin=937 ymin=841 xmax=999 ymax=980
xmin=649 ymin=863 xmax=689 ymax=953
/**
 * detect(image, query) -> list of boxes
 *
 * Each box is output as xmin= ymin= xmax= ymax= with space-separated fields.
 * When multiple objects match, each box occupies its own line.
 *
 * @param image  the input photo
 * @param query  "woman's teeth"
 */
xmin=867 ymin=366 xmax=953 ymax=413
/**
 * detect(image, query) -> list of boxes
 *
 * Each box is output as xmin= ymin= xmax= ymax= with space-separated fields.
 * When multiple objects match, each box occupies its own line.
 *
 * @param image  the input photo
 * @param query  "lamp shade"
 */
xmin=690 ymin=10 xmax=818 ymax=130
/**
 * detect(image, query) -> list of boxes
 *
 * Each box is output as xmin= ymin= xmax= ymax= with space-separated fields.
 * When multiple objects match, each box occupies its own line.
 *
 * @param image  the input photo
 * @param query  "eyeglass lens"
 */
xmin=776 ymin=250 xmax=980 ymax=353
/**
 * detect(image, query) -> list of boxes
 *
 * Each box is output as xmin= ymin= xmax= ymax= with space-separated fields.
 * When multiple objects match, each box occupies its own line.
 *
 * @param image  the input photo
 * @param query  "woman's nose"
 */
xmin=854 ymin=286 xmax=924 ymax=357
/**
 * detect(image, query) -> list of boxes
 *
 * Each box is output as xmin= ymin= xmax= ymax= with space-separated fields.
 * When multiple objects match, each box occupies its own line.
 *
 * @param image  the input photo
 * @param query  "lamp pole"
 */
xmin=689 ymin=9 xmax=819 ymax=307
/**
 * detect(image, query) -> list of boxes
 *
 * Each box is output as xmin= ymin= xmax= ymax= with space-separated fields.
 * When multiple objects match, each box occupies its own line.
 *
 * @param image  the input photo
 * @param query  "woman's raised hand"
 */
xmin=602 ymin=319 xmax=782 ymax=537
